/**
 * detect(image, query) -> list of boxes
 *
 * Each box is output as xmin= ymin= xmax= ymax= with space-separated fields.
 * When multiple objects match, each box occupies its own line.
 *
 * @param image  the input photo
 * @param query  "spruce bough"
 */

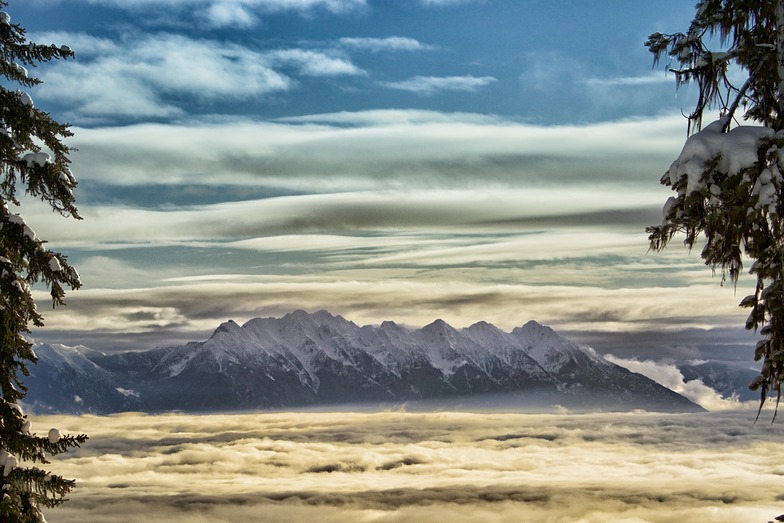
xmin=0 ymin=1 xmax=87 ymax=520
xmin=646 ymin=1 xmax=784 ymax=418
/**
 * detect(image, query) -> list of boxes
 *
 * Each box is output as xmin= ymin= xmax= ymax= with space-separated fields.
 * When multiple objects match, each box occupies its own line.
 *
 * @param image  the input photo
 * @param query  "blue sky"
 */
xmin=8 ymin=0 xmax=759 ymax=363
xmin=20 ymin=0 xmax=695 ymax=125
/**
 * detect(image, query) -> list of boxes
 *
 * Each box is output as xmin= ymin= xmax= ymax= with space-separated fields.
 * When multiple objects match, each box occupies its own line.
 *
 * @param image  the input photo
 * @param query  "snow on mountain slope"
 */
xmin=414 ymin=319 xmax=474 ymax=375
xmin=24 ymin=343 xmax=142 ymax=414
xmin=511 ymin=320 xmax=606 ymax=375
xmin=22 ymin=311 xmax=703 ymax=414
xmin=463 ymin=321 xmax=552 ymax=378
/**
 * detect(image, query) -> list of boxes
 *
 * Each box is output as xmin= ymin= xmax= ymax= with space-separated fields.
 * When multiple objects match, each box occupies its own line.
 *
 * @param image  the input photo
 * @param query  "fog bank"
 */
xmin=36 ymin=409 xmax=784 ymax=522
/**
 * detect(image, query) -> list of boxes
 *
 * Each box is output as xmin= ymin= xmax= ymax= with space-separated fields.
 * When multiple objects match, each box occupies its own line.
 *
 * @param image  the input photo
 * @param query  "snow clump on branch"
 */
xmin=665 ymin=118 xmax=776 ymax=197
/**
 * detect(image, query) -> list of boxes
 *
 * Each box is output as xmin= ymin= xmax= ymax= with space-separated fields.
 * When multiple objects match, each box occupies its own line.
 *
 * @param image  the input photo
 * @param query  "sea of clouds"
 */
xmin=33 ymin=409 xmax=784 ymax=522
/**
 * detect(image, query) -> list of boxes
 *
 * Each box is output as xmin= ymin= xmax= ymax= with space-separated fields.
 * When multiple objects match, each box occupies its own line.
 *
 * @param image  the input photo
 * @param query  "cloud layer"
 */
xmin=13 ymin=1 xmax=744 ymax=363
xmin=14 ymin=111 xmax=757 ymax=357
xmin=36 ymin=410 xmax=784 ymax=522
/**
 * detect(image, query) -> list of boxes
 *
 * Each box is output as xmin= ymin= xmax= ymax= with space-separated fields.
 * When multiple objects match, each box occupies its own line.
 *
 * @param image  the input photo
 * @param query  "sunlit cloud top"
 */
xmin=39 ymin=410 xmax=784 ymax=522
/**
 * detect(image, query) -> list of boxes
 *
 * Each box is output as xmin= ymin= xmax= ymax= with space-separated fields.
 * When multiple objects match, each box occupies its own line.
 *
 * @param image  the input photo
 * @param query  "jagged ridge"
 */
xmin=22 ymin=310 xmax=702 ymax=414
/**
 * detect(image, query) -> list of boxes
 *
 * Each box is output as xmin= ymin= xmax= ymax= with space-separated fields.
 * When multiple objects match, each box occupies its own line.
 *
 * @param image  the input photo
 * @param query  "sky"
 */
xmin=39 ymin=410 xmax=784 ymax=522
xmin=5 ymin=0 xmax=761 ymax=364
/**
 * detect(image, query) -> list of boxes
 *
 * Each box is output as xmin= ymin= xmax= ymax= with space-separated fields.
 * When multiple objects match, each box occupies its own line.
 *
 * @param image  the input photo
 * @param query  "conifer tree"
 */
xmin=0 ymin=1 xmax=87 ymax=520
xmin=646 ymin=1 xmax=784 ymax=417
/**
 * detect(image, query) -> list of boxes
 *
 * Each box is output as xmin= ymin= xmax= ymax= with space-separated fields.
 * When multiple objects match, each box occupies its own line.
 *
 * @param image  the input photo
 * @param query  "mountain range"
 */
xmin=22 ymin=310 xmax=704 ymax=414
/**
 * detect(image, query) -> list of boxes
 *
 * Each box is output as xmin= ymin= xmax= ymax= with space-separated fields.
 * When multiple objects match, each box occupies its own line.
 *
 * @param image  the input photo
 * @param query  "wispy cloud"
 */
xmin=339 ymin=36 xmax=433 ymax=52
xmin=382 ymin=75 xmax=497 ymax=95
xmin=31 ymin=0 xmax=368 ymax=32
xmin=14 ymin=110 xmax=741 ymax=351
xmin=29 ymin=32 xmax=118 ymax=57
xmin=36 ymin=33 xmax=292 ymax=118
xmin=267 ymin=49 xmax=364 ymax=77
xmin=276 ymin=109 xmax=502 ymax=126
xmin=31 ymin=231 xmax=751 ymax=352
xmin=419 ymin=0 xmax=481 ymax=5
xmin=516 ymin=50 xmax=696 ymax=123
xmin=21 ymin=111 xmax=749 ymax=352
xmin=59 ymin=0 xmax=367 ymax=14
xmin=585 ymin=73 xmax=673 ymax=87
xmin=32 ymin=33 xmax=366 ymax=118
xmin=26 ymin=189 xmax=663 ymax=246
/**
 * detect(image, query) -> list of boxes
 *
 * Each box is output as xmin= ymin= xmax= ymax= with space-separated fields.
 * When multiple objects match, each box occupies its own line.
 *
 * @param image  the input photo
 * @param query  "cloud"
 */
xmin=60 ymin=0 xmax=367 ymax=14
xmin=34 ymin=410 xmax=784 ymax=523
xmin=202 ymin=3 xmax=258 ymax=28
xmin=32 ymin=261 xmax=753 ymax=353
xmin=585 ymin=73 xmax=673 ymax=87
xmin=36 ymin=33 xmax=292 ymax=118
xmin=516 ymin=50 xmax=695 ymax=124
xmin=339 ymin=36 xmax=432 ymax=52
xmin=381 ymin=75 xmax=497 ymax=95
xmin=16 ymin=111 xmax=753 ymax=351
xmin=32 ymin=30 xmax=368 ymax=118
xmin=267 ymin=49 xmax=364 ymax=76
xmin=419 ymin=0 xmax=481 ymax=5
xmin=8 ymin=110 xmax=759 ymax=359
xmin=27 ymin=189 xmax=664 ymax=245
xmin=30 ymin=0 xmax=368 ymax=34
xmin=519 ymin=51 xmax=579 ymax=92
xmin=276 ymin=109 xmax=503 ymax=126
xmin=28 ymin=32 xmax=119 ymax=57
xmin=58 ymin=111 xmax=686 ymax=192
xmin=606 ymin=356 xmax=756 ymax=411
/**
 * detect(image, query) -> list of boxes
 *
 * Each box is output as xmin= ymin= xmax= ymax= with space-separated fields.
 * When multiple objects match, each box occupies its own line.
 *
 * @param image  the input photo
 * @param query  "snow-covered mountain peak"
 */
xmin=509 ymin=320 xmax=605 ymax=375
xmin=211 ymin=319 xmax=242 ymax=337
xmin=282 ymin=309 xmax=316 ymax=326
xmin=380 ymin=320 xmax=401 ymax=330
xmin=466 ymin=320 xmax=493 ymax=329
xmin=313 ymin=310 xmax=361 ymax=338
xmin=372 ymin=320 xmax=416 ymax=355
xmin=464 ymin=320 xmax=504 ymax=337
xmin=37 ymin=342 xmax=99 ymax=355
xmin=35 ymin=342 xmax=102 ymax=368
xmin=370 ymin=320 xmax=404 ymax=339
xmin=513 ymin=319 xmax=554 ymax=337
xmin=462 ymin=321 xmax=515 ymax=358
xmin=206 ymin=319 xmax=253 ymax=352
xmin=420 ymin=318 xmax=458 ymax=336
xmin=311 ymin=309 xmax=349 ymax=325
xmin=24 ymin=311 xmax=703 ymax=414
xmin=279 ymin=309 xmax=357 ymax=338
xmin=414 ymin=319 xmax=476 ymax=374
